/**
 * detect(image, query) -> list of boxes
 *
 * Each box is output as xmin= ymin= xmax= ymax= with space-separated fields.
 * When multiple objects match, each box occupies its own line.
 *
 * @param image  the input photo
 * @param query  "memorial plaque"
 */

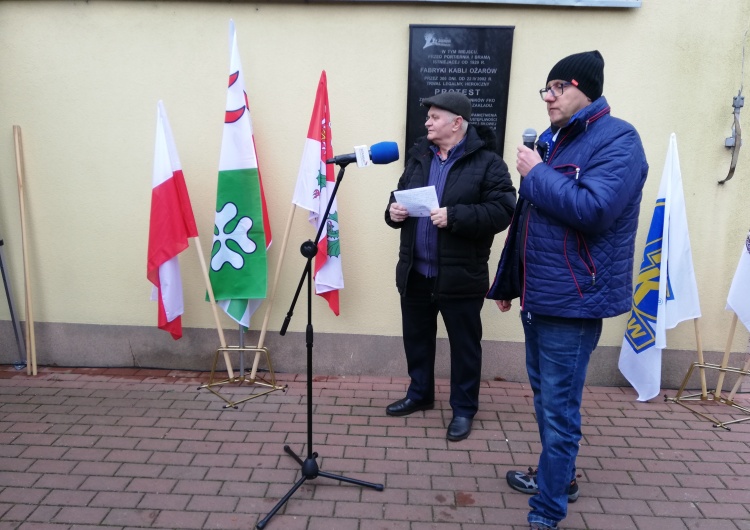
xmin=406 ymin=25 xmax=514 ymax=160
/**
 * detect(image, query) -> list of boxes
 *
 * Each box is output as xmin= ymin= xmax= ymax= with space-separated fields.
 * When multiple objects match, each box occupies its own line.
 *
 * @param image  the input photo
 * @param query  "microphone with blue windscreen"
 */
xmin=326 ymin=141 xmax=399 ymax=167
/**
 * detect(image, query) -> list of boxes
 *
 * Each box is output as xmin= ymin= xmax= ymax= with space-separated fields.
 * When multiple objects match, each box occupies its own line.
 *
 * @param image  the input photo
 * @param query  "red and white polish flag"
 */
xmin=147 ymin=100 xmax=199 ymax=339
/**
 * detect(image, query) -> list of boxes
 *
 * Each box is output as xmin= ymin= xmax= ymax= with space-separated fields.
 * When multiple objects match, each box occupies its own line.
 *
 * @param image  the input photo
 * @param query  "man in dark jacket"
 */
xmin=488 ymin=51 xmax=648 ymax=530
xmin=385 ymin=91 xmax=516 ymax=441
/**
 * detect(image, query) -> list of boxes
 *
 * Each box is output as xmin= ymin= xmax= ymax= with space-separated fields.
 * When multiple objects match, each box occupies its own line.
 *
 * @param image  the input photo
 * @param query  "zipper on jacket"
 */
xmin=520 ymin=205 xmax=532 ymax=310
xmin=539 ymin=142 xmax=550 ymax=163
xmin=552 ymin=164 xmax=581 ymax=178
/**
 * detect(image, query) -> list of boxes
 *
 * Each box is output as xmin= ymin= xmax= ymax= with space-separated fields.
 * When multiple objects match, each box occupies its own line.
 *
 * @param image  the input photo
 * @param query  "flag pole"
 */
xmin=249 ymin=203 xmax=297 ymax=378
xmin=192 ymin=235 xmax=234 ymax=379
xmin=713 ymin=313 xmax=738 ymax=399
xmin=727 ymin=353 xmax=750 ymax=402
xmin=693 ymin=318 xmax=707 ymax=399
xmin=13 ymin=125 xmax=37 ymax=376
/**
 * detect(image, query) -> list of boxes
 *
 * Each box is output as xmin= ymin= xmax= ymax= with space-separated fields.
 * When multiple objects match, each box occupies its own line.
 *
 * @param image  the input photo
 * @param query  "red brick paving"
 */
xmin=1 ymin=365 xmax=749 ymax=529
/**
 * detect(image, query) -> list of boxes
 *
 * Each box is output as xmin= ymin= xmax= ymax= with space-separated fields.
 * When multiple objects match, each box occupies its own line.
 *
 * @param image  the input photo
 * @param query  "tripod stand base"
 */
xmin=665 ymin=361 xmax=750 ymax=430
xmin=256 ymin=445 xmax=384 ymax=529
xmin=200 ymin=346 xmax=286 ymax=408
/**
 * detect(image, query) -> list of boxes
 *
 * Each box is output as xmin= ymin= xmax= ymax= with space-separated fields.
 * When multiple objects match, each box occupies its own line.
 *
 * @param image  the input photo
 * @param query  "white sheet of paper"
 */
xmin=393 ymin=186 xmax=439 ymax=217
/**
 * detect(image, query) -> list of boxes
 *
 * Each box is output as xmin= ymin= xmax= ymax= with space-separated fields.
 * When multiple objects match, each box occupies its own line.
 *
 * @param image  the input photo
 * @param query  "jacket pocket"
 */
xmin=553 ymin=163 xmax=581 ymax=180
xmin=563 ymin=229 xmax=597 ymax=297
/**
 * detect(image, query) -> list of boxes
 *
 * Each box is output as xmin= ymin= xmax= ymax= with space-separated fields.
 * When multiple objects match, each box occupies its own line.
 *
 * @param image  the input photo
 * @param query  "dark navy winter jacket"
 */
xmin=487 ymin=97 xmax=649 ymax=318
xmin=386 ymin=125 xmax=516 ymax=299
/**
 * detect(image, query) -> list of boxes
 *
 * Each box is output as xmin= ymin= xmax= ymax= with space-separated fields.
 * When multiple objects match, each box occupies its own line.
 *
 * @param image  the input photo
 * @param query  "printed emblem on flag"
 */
xmin=313 ymin=167 xmax=325 ymax=199
xmin=210 ymin=202 xmax=258 ymax=271
xmin=326 ymin=212 xmax=340 ymax=258
xmin=625 ymin=201 xmax=664 ymax=353
xmin=745 ymin=232 xmax=750 ymax=253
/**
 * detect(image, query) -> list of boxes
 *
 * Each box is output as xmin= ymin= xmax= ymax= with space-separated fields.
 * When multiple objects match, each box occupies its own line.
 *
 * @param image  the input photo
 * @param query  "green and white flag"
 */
xmin=209 ymin=20 xmax=271 ymax=327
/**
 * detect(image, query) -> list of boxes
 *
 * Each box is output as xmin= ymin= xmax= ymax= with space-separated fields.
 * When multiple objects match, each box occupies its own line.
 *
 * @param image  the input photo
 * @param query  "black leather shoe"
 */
xmin=447 ymin=416 xmax=472 ymax=441
xmin=386 ymin=397 xmax=434 ymax=417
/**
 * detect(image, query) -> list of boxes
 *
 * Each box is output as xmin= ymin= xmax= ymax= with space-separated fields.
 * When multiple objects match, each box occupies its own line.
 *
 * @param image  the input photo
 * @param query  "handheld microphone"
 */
xmin=326 ymin=141 xmax=400 ymax=167
xmin=523 ymin=128 xmax=537 ymax=150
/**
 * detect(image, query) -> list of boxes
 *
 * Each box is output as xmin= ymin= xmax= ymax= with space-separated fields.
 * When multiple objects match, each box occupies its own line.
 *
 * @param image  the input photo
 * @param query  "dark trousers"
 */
xmin=400 ymin=271 xmax=484 ymax=418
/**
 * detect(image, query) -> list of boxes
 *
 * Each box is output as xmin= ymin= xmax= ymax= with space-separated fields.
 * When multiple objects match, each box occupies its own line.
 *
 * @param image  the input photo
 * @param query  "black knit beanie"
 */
xmin=546 ymin=50 xmax=605 ymax=101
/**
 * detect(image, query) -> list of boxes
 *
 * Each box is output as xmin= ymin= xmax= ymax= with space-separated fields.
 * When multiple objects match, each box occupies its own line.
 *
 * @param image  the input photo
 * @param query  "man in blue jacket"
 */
xmin=488 ymin=51 xmax=648 ymax=530
xmin=386 ymin=92 xmax=516 ymax=441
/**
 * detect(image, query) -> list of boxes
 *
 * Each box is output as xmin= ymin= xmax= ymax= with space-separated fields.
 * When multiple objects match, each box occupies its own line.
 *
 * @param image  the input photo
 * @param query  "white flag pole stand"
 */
xmin=198 ymin=204 xmax=295 ymax=408
xmin=666 ymin=313 xmax=750 ymax=430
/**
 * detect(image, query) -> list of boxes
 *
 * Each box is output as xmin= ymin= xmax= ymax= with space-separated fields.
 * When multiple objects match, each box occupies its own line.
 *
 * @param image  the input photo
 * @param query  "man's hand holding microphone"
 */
xmin=517 ymin=128 xmax=542 ymax=179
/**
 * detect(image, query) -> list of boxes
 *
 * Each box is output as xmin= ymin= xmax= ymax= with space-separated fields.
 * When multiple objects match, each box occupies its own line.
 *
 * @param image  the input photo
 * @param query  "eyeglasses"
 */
xmin=539 ymin=82 xmax=573 ymax=100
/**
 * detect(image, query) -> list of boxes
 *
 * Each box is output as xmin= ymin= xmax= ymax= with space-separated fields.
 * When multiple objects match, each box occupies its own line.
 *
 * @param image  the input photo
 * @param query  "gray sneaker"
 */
xmin=530 ymin=523 xmax=558 ymax=530
xmin=506 ymin=467 xmax=579 ymax=503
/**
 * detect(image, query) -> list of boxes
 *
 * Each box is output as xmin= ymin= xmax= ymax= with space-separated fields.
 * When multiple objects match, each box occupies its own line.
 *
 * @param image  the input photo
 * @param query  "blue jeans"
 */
xmin=521 ymin=311 xmax=602 ymax=528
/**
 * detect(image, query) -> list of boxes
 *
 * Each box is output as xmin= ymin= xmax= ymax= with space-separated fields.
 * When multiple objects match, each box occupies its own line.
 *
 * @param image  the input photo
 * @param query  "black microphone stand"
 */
xmin=256 ymin=162 xmax=384 ymax=530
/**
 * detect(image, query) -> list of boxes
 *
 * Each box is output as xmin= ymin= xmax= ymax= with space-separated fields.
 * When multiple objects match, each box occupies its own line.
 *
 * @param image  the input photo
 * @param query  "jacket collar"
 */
xmin=542 ymin=96 xmax=611 ymax=144
xmin=409 ymin=124 xmax=488 ymax=161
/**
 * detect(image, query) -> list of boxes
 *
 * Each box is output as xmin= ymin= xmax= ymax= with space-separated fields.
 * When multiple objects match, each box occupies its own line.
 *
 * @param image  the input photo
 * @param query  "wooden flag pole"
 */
xmin=727 ymin=353 xmax=750 ymax=402
xmin=693 ymin=318 xmax=707 ymax=399
xmin=714 ymin=313 xmax=739 ymax=399
xmin=249 ymin=203 xmax=297 ymax=379
xmin=192 ymin=235 xmax=234 ymax=379
xmin=13 ymin=125 xmax=37 ymax=376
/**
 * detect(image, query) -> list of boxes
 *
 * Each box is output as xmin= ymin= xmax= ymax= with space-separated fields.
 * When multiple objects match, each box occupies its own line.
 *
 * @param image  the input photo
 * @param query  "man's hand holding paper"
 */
xmin=392 ymin=186 xmax=440 ymax=218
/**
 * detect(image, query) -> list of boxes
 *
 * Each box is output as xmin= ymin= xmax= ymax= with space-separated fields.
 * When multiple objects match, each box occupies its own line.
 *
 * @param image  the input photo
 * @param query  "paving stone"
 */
xmin=1 ymin=366 xmax=749 ymax=529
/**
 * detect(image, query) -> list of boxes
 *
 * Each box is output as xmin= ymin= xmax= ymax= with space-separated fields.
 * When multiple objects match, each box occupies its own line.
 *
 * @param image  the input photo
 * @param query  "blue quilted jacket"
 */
xmin=487 ymin=97 xmax=648 ymax=318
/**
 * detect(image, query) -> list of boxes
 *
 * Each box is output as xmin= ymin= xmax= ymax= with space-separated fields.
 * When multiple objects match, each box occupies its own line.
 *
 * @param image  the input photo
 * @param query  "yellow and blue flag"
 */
xmin=618 ymin=133 xmax=701 ymax=401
